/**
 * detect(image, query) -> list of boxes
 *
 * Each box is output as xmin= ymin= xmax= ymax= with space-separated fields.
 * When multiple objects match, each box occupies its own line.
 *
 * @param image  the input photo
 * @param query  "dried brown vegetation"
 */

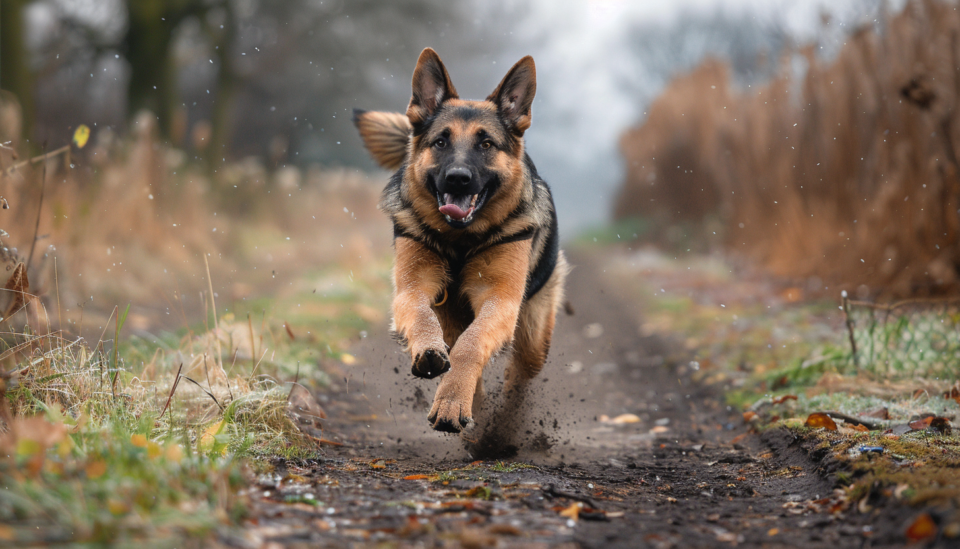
xmin=0 ymin=113 xmax=388 ymax=332
xmin=616 ymin=0 xmax=960 ymax=297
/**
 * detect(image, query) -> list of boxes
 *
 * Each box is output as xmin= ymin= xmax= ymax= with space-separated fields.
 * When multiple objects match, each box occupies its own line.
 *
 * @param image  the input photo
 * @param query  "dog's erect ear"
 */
xmin=353 ymin=109 xmax=413 ymax=171
xmin=487 ymin=56 xmax=536 ymax=136
xmin=407 ymin=48 xmax=459 ymax=127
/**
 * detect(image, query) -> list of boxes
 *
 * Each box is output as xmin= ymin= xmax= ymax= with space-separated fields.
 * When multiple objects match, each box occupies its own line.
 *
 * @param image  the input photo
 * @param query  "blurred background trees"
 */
xmin=0 ymin=0 xmax=475 ymax=165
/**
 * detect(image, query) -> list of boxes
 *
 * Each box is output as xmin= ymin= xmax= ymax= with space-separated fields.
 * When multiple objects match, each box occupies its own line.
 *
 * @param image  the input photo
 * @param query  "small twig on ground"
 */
xmin=542 ymin=484 xmax=599 ymax=509
xmin=182 ymin=376 xmax=224 ymax=411
xmin=826 ymin=411 xmax=880 ymax=431
xmin=158 ymin=363 xmax=184 ymax=420
xmin=317 ymin=437 xmax=344 ymax=446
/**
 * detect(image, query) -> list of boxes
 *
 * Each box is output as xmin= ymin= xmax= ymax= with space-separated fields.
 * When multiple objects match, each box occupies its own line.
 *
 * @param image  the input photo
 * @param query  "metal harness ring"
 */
xmin=433 ymin=288 xmax=448 ymax=307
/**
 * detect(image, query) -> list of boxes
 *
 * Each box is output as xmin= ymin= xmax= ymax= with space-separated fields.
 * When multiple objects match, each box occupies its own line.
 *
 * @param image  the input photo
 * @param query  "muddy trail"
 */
xmin=244 ymin=249 xmax=900 ymax=548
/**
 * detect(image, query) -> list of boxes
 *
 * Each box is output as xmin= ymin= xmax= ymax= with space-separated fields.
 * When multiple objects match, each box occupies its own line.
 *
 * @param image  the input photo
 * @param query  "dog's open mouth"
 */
xmin=437 ymin=189 xmax=488 ymax=225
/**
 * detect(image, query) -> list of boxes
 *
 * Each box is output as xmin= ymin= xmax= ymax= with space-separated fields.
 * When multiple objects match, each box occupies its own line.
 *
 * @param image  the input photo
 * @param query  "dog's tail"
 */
xmin=352 ymin=109 xmax=412 ymax=171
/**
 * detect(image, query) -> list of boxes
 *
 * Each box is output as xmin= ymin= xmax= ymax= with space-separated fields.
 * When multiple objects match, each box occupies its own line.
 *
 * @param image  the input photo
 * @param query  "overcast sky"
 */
xmin=505 ymin=0 xmax=906 ymax=234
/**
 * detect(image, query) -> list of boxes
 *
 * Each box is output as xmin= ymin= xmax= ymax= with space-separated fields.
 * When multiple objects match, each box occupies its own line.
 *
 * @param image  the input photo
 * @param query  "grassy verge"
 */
xmin=0 ymin=245 xmax=391 ymax=545
xmin=602 ymin=242 xmax=960 ymax=538
xmin=0 ymin=125 xmax=396 ymax=544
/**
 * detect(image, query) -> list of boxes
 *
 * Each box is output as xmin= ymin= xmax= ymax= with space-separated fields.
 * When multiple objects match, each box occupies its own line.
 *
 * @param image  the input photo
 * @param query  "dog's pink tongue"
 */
xmin=439 ymin=204 xmax=469 ymax=220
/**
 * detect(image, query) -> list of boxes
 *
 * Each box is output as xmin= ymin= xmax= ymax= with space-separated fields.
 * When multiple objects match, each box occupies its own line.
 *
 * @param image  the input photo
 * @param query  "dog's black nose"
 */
xmin=444 ymin=167 xmax=472 ymax=187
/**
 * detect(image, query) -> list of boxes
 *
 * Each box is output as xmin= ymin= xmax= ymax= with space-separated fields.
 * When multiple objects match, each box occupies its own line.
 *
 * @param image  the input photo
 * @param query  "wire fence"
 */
xmin=841 ymin=293 xmax=960 ymax=380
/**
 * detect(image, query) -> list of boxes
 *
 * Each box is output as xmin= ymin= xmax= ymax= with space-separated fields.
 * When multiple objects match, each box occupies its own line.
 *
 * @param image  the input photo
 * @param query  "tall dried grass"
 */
xmin=616 ymin=0 xmax=960 ymax=297
xmin=0 ymin=111 xmax=389 ymax=332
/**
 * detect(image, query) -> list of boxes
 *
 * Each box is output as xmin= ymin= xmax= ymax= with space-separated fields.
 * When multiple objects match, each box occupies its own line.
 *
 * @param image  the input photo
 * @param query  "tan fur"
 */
xmin=391 ymin=238 xmax=449 ymax=366
xmin=356 ymin=48 xmax=567 ymax=433
xmin=353 ymin=111 xmax=412 ymax=170
xmin=504 ymin=252 xmax=569 ymax=393
xmin=427 ymin=239 xmax=533 ymax=428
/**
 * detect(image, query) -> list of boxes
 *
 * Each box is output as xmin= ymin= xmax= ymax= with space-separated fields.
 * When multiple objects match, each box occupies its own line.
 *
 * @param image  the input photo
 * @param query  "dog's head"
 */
xmin=354 ymin=48 xmax=537 ymax=231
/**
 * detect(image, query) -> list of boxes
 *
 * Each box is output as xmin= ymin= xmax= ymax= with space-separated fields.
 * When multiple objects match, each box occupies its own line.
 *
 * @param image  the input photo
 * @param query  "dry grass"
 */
xmin=0 ymin=113 xmax=393 ymax=543
xmin=617 ymin=0 xmax=960 ymax=298
xmin=1 ymin=113 xmax=390 ymax=332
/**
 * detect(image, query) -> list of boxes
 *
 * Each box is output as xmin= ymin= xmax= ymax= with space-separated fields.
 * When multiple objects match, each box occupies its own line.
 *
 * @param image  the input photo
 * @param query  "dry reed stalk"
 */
xmin=617 ymin=0 xmax=960 ymax=297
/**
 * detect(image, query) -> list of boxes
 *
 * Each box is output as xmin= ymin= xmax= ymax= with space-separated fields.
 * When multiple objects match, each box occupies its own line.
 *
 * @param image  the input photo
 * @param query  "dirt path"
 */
xmin=246 ymin=249 xmax=889 ymax=548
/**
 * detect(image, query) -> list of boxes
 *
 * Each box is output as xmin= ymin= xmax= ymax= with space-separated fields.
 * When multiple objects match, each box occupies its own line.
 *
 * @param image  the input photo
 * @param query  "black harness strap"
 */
xmin=393 ymin=220 xmax=554 ymax=301
xmin=524 ymin=210 xmax=559 ymax=300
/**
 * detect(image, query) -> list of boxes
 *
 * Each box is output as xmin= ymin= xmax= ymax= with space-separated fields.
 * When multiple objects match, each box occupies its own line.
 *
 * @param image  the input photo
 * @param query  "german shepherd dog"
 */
xmin=353 ymin=48 xmax=567 ymax=433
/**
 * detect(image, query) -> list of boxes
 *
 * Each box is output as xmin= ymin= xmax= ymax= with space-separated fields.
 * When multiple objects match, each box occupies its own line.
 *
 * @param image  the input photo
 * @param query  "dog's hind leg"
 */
xmin=504 ymin=252 xmax=568 ymax=396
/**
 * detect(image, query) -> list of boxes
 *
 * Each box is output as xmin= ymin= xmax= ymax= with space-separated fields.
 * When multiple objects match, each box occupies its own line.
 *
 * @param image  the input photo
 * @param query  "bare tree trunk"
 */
xmin=125 ymin=0 xmax=179 ymax=139
xmin=208 ymin=3 xmax=237 ymax=169
xmin=0 ymin=0 xmax=35 ymax=146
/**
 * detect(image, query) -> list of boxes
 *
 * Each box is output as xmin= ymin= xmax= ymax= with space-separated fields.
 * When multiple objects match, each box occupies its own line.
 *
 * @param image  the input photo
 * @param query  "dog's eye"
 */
xmin=480 ymin=141 xmax=493 ymax=150
xmin=433 ymin=138 xmax=447 ymax=149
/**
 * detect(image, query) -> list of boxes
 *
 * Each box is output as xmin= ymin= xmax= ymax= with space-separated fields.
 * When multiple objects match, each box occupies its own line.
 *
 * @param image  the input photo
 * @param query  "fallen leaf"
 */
xmin=558 ymin=502 xmax=582 ymax=520
xmin=906 ymin=416 xmax=951 ymax=434
xmin=341 ymin=353 xmax=357 ymax=365
xmin=130 ymin=434 xmax=148 ymax=447
xmin=147 ymin=441 xmax=163 ymax=459
xmin=771 ymin=395 xmax=798 ymax=405
xmin=906 ymin=513 xmax=937 ymax=542
xmin=730 ymin=433 xmax=748 ymax=445
xmin=317 ymin=438 xmax=343 ymax=446
xmin=199 ymin=420 xmax=225 ymax=453
xmin=488 ymin=524 xmax=522 ymax=536
xmin=85 ymin=459 xmax=107 ymax=479
xmin=853 ymin=424 xmax=869 ymax=432
xmin=107 ymin=499 xmax=129 ymax=516
xmin=650 ymin=425 xmax=669 ymax=434
xmin=805 ymin=413 xmax=838 ymax=431
xmin=861 ymin=407 xmax=890 ymax=420
xmin=403 ymin=474 xmax=430 ymax=480
xmin=165 ymin=444 xmax=184 ymax=463
xmin=768 ymin=528 xmax=779 ymax=536
xmin=743 ymin=411 xmax=758 ymax=422
xmin=73 ymin=124 xmax=91 ymax=148
xmin=603 ymin=413 xmax=641 ymax=424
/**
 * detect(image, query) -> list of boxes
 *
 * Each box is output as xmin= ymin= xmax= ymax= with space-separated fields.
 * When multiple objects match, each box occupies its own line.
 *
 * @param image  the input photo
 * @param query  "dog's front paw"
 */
xmin=411 ymin=348 xmax=450 ymax=379
xmin=427 ymin=381 xmax=473 ymax=433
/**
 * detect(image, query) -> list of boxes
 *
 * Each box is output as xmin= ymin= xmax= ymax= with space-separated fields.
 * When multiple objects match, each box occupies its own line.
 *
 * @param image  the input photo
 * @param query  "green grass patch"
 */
xmin=0 ymin=256 xmax=392 ymax=544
